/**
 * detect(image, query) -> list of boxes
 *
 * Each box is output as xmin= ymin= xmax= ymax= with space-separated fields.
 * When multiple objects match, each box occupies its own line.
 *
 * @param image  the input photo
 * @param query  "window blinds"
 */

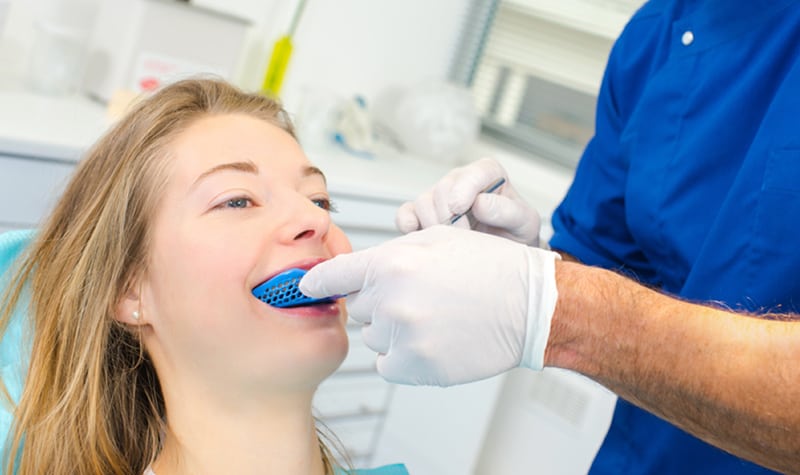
xmin=460 ymin=0 xmax=643 ymax=167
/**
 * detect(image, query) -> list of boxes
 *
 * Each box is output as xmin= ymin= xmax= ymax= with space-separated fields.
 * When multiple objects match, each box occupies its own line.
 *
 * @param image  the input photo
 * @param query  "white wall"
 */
xmin=372 ymin=376 xmax=508 ymax=475
xmin=279 ymin=0 xmax=468 ymax=109
xmin=192 ymin=0 xmax=470 ymax=113
xmin=475 ymin=369 xmax=616 ymax=474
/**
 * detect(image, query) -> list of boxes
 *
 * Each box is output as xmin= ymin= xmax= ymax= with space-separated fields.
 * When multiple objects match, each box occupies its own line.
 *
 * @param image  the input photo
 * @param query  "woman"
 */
xmin=0 ymin=79 xmax=407 ymax=475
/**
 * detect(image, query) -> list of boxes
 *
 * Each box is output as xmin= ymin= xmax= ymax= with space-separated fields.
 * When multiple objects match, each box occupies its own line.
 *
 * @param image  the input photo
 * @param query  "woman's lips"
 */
xmin=273 ymin=300 xmax=342 ymax=318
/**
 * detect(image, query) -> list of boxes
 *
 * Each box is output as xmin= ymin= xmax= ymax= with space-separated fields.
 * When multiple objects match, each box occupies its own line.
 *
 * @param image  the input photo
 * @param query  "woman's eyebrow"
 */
xmin=191 ymin=160 xmax=259 ymax=189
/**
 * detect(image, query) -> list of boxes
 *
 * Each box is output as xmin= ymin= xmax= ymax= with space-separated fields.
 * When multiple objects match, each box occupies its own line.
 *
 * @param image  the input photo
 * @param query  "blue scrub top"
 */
xmin=550 ymin=0 xmax=800 ymax=473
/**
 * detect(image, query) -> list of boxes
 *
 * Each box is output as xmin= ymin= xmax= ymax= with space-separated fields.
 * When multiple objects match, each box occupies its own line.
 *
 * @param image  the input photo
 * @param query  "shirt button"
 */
xmin=682 ymin=30 xmax=694 ymax=46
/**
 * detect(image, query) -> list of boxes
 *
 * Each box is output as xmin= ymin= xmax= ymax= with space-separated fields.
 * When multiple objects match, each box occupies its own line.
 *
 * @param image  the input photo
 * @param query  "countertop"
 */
xmin=0 ymin=79 xmax=453 ymax=202
xmin=0 ymin=80 xmax=110 ymax=162
xmin=0 ymin=78 xmax=573 ymax=212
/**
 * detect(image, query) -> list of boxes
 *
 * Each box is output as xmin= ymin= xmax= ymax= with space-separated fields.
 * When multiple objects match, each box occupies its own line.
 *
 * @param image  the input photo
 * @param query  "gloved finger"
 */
xmin=418 ymin=185 xmax=457 ymax=228
xmin=447 ymin=158 xmax=508 ymax=215
xmin=469 ymin=193 xmax=530 ymax=230
xmin=431 ymin=174 xmax=460 ymax=224
xmin=395 ymin=201 xmax=421 ymax=234
xmin=374 ymin=354 xmax=401 ymax=384
xmin=411 ymin=190 xmax=441 ymax=229
xmin=375 ymin=352 xmax=433 ymax=386
xmin=299 ymin=249 xmax=374 ymax=298
xmin=344 ymin=290 xmax=376 ymax=324
xmin=360 ymin=315 xmax=392 ymax=354
xmin=375 ymin=353 xmax=409 ymax=384
xmin=472 ymin=194 xmax=541 ymax=245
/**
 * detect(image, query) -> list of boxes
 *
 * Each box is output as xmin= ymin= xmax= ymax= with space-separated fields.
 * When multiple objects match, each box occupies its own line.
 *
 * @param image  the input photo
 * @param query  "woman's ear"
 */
xmin=115 ymin=276 xmax=146 ymax=326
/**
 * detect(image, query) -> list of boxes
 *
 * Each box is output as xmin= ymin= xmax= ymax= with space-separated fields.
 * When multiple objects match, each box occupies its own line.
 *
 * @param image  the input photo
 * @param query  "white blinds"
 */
xmin=464 ymin=0 xmax=644 ymax=166
xmin=508 ymin=0 xmax=643 ymax=38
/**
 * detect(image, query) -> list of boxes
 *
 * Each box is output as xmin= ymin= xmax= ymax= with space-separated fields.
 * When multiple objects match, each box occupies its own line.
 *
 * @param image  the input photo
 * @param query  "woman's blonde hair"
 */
xmin=0 ymin=78 xmax=343 ymax=474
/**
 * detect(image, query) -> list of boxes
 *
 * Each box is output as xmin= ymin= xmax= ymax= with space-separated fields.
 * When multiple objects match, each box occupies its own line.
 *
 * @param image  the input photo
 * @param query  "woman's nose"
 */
xmin=277 ymin=196 xmax=332 ymax=244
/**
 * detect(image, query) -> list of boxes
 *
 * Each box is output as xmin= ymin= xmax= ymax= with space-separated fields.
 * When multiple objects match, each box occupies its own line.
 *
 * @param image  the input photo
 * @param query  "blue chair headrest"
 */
xmin=0 ymin=229 xmax=35 ymax=453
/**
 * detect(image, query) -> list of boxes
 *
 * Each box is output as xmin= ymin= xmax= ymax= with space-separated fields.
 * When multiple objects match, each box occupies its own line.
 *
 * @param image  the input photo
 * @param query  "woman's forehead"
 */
xmin=165 ymin=114 xmax=310 ymax=184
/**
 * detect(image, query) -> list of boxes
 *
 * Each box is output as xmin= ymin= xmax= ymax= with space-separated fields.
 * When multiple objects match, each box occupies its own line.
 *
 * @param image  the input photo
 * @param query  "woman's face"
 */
xmin=137 ymin=113 xmax=351 ymax=395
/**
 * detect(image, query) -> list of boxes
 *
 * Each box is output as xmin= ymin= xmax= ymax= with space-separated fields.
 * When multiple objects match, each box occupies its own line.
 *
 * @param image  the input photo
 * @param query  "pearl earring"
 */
xmin=132 ymin=310 xmax=140 ymax=321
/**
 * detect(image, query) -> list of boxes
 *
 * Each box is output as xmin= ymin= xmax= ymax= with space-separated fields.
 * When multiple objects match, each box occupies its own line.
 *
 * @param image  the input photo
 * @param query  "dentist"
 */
xmin=301 ymin=157 xmax=800 ymax=475
xmin=305 ymin=0 xmax=800 ymax=472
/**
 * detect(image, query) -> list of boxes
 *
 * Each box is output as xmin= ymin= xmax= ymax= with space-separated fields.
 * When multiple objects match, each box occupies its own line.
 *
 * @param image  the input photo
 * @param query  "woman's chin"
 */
xmin=267 ymin=334 xmax=350 ymax=391
xmin=305 ymin=338 xmax=350 ymax=384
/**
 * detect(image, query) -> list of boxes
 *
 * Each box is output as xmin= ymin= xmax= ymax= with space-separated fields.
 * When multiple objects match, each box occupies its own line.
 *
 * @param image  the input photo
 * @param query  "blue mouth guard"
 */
xmin=252 ymin=268 xmax=340 ymax=308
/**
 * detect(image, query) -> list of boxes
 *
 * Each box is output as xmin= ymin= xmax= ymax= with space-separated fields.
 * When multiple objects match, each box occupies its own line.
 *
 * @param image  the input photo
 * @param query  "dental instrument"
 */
xmin=448 ymin=177 xmax=506 ymax=224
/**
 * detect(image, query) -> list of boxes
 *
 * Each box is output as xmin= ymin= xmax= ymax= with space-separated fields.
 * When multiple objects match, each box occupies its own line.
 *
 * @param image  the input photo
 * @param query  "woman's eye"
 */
xmin=312 ymin=198 xmax=338 ymax=213
xmin=222 ymin=197 xmax=252 ymax=209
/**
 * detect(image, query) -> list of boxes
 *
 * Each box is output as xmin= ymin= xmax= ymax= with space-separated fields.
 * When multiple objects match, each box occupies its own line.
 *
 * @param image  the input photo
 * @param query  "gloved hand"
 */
xmin=395 ymin=157 xmax=542 ymax=246
xmin=299 ymin=226 xmax=560 ymax=386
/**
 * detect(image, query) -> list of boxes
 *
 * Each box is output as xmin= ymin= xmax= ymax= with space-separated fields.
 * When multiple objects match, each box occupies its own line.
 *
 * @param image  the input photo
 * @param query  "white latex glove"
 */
xmin=396 ymin=157 xmax=541 ymax=246
xmin=299 ymin=226 xmax=560 ymax=386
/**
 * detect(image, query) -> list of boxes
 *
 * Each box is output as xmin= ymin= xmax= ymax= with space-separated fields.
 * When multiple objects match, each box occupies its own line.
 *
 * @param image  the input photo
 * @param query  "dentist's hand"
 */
xmin=299 ymin=226 xmax=560 ymax=386
xmin=396 ymin=158 xmax=542 ymax=246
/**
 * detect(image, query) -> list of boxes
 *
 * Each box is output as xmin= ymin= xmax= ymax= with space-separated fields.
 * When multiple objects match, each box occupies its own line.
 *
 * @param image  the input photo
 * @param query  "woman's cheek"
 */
xmin=328 ymin=224 xmax=352 ymax=256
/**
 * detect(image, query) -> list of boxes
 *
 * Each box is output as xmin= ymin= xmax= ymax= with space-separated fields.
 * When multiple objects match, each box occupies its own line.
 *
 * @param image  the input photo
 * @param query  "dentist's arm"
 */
xmin=302 ymin=226 xmax=800 ymax=474
xmin=550 ymin=261 xmax=800 ymax=475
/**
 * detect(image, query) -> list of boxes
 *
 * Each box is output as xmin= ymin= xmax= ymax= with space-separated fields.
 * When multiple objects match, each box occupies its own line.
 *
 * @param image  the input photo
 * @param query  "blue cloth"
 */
xmin=0 ymin=230 xmax=34 ymax=454
xmin=338 ymin=464 xmax=409 ymax=475
xmin=549 ymin=0 xmax=800 ymax=473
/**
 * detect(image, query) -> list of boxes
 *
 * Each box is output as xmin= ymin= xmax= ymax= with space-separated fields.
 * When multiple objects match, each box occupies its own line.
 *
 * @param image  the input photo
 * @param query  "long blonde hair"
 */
xmin=0 ymin=78 xmax=342 ymax=474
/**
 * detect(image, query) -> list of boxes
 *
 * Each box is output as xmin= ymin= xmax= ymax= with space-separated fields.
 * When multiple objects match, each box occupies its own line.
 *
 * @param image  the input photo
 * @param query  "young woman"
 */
xmin=0 ymin=78 xmax=407 ymax=475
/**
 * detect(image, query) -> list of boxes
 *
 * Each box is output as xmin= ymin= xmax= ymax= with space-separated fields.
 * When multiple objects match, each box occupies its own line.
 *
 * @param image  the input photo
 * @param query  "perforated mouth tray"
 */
xmin=252 ymin=268 xmax=338 ymax=308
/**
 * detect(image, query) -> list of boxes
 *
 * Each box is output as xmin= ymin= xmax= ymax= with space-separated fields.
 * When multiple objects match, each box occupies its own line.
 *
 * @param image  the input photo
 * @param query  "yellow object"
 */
xmin=261 ymin=35 xmax=293 ymax=97
xmin=260 ymin=0 xmax=308 ymax=97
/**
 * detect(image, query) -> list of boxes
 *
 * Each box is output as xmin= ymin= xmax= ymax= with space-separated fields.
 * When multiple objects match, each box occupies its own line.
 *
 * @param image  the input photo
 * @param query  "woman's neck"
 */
xmin=152 ymin=390 xmax=328 ymax=475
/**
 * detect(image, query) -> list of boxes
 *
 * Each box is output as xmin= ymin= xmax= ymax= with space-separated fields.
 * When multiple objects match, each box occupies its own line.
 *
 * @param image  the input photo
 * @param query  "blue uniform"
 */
xmin=549 ymin=0 xmax=800 ymax=473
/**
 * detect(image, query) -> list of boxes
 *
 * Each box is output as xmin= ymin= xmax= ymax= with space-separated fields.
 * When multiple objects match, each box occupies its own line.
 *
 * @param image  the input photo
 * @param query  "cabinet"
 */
xmin=0 ymin=154 xmax=75 ymax=233
xmin=312 ymin=189 xmax=405 ymax=467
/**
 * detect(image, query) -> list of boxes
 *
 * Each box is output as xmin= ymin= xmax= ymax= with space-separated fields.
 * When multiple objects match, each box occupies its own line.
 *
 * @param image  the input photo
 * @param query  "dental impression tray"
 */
xmin=252 ymin=268 xmax=338 ymax=308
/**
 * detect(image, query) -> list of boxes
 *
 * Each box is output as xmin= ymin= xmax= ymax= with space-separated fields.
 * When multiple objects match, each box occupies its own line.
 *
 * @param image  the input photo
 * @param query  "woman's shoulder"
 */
xmin=338 ymin=464 xmax=409 ymax=475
